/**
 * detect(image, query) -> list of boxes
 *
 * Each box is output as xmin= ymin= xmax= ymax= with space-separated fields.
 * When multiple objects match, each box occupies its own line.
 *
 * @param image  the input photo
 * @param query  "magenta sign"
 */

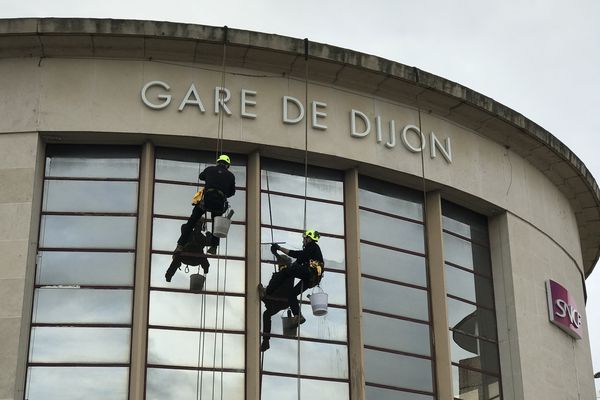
xmin=546 ymin=280 xmax=583 ymax=339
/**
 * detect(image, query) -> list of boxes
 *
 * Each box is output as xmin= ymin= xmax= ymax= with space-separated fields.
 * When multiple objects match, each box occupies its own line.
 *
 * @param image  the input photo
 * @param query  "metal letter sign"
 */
xmin=546 ymin=280 xmax=583 ymax=339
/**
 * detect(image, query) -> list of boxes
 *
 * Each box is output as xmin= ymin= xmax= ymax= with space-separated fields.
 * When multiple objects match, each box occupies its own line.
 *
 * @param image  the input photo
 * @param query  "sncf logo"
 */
xmin=546 ymin=280 xmax=583 ymax=339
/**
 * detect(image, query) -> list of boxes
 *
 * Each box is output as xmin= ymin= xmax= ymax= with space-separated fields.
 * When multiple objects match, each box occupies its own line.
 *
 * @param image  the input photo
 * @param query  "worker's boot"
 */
xmin=290 ymin=314 xmax=306 ymax=327
xmin=260 ymin=339 xmax=270 ymax=352
xmin=257 ymin=283 xmax=266 ymax=300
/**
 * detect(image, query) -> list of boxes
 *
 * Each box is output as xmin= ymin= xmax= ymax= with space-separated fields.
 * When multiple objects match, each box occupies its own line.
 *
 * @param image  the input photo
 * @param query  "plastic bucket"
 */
xmin=213 ymin=216 xmax=232 ymax=238
xmin=281 ymin=311 xmax=298 ymax=337
xmin=190 ymin=273 xmax=206 ymax=293
xmin=310 ymin=287 xmax=328 ymax=316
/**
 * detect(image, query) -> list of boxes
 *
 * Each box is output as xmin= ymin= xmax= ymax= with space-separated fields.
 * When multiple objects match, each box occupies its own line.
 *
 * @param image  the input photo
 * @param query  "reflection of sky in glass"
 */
xmin=451 ymin=365 xmax=500 ymax=399
xmin=360 ymin=243 xmax=426 ymax=286
xmin=364 ymin=348 xmax=432 ymax=391
xmin=450 ymin=333 xmax=499 ymax=374
xmin=263 ymin=338 xmax=348 ymax=379
xmin=359 ymin=188 xmax=423 ymax=221
xmin=154 ymin=182 xmax=246 ymax=221
xmin=33 ymin=288 xmax=132 ymax=323
xmin=40 ymin=215 xmax=136 ymax=249
xmin=45 ymin=156 xmax=139 ymax=179
xmin=152 ymin=218 xmax=246 ymax=256
xmin=360 ymin=210 xmax=424 ymax=253
xmin=147 ymin=329 xmax=244 ymax=368
xmin=149 ymin=291 xmax=245 ymax=330
xmin=365 ymin=385 xmax=433 ymax=400
xmin=30 ymin=327 xmax=130 ymax=362
xmin=150 ymin=254 xmax=245 ymax=293
xmin=155 ymin=159 xmax=247 ymax=186
xmin=43 ymin=180 xmax=138 ymax=213
xmin=262 ymin=375 xmax=349 ymax=400
xmin=445 ymin=265 xmax=494 ymax=307
xmin=36 ymin=251 xmax=134 ymax=286
xmin=446 ymin=298 xmax=497 ymax=340
xmin=146 ymin=368 xmax=244 ymax=400
xmin=362 ymin=278 xmax=429 ymax=321
xmin=261 ymin=169 xmax=343 ymax=202
xmin=363 ymin=313 xmax=430 ymax=356
xmin=26 ymin=366 xmax=129 ymax=400
xmin=261 ymin=193 xmax=344 ymax=235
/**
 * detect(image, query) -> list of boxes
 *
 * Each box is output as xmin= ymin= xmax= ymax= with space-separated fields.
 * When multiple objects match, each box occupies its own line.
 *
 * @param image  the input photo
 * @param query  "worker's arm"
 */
xmin=199 ymin=166 xmax=209 ymax=181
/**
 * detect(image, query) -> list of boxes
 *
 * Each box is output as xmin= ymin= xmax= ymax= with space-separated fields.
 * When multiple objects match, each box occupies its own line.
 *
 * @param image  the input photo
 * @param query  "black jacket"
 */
xmin=199 ymin=164 xmax=236 ymax=198
xmin=288 ymin=240 xmax=324 ymax=266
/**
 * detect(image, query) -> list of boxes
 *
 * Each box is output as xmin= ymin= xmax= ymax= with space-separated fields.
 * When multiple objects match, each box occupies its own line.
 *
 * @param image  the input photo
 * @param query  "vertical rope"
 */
xmin=216 ymin=26 xmax=228 ymax=159
xmin=220 ymin=238 xmax=229 ymax=400
xmin=211 ymin=251 xmax=222 ymax=400
xmin=197 ymin=286 xmax=208 ymax=400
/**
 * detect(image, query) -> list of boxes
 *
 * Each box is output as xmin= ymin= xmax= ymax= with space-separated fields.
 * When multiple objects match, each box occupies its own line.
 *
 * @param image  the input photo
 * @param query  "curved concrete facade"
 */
xmin=0 ymin=18 xmax=597 ymax=400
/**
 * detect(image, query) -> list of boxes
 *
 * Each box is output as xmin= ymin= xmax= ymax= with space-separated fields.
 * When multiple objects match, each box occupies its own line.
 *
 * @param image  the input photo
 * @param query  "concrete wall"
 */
xmin=0 ymin=133 xmax=42 ymax=400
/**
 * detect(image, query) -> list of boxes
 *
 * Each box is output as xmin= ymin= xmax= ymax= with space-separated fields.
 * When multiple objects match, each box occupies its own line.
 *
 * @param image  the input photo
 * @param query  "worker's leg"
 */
xmin=165 ymin=258 xmax=182 ymax=282
xmin=287 ymin=278 xmax=310 ymax=316
xmin=265 ymin=259 xmax=293 ymax=295
xmin=261 ymin=308 xmax=277 ymax=352
xmin=177 ymin=205 xmax=205 ymax=246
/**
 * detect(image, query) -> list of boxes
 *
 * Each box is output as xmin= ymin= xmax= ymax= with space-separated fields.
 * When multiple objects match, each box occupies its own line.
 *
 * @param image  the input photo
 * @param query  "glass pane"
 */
xmin=443 ymin=233 xmax=491 ymax=276
xmin=42 ymin=180 xmax=138 ymax=213
xmin=445 ymin=265 xmax=494 ymax=308
xmin=261 ymin=159 xmax=344 ymax=202
xmin=29 ymin=327 xmax=130 ymax=363
xmin=151 ymin=254 xmax=245 ymax=293
xmin=358 ymin=183 xmax=423 ymax=221
xmin=364 ymin=348 xmax=433 ymax=392
xmin=25 ymin=367 xmax=129 ymax=400
xmin=363 ymin=313 xmax=431 ymax=356
xmin=365 ymin=386 xmax=433 ymax=400
xmin=360 ymin=210 xmax=424 ymax=253
xmin=33 ymin=288 xmax=132 ymax=324
xmin=147 ymin=329 xmax=244 ymax=369
xmin=45 ymin=147 xmax=139 ymax=179
xmin=262 ymin=301 xmax=347 ymax=341
xmin=152 ymin=218 xmax=245 ymax=257
xmin=262 ymin=338 xmax=348 ymax=379
xmin=155 ymin=156 xmax=246 ymax=186
xmin=260 ymin=264 xmax=347 ymax=307
xmin=146 ymin=368 xmax=244 ymax=400
xmin=451 ymin=331 xmax=500 ymax=374
xmin=442 ymin=200 xmax=489 ymax=244
xmin=149 ymin=291 xmax=245 ymax=331
xmin=447 ymin=298 xmax=497 ymax=340
xmin=36 ymin=251 xmax=134 ymax=286
xmin=39 ymin=215 xmax=136 ymax=249
xmin=154 ymin=183 xmax=246 ymax=221
xmin=362 ymin=278 xmax=429 ymax=321
xmin=261 ymin=194 xmax=344 ymax=235
xmin=451 ymin=365 xmax=501 ymax=400
xmin=262 ymin=375 xmax=349 ymax=400
xmin=360 ymin=243 xmax=427 ymax=287
xmin=260 ymin=228 xmax=346 ymax=271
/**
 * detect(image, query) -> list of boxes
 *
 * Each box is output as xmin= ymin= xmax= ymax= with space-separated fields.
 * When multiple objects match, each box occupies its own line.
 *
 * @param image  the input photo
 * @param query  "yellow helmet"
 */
xmin=304 ymin=229 xmax=320 ymax=242
xmin=217 ymin=154 xmax=231 ymax=165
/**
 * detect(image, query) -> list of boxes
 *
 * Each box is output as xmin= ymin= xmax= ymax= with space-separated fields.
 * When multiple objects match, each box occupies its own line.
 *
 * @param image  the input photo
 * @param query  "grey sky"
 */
xmin=2 ymin=0 xmax=600 ymax=393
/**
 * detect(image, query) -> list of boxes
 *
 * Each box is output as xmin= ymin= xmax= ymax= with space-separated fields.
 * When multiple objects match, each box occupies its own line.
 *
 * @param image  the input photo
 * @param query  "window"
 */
xmin=259 ymin=159 xmax=349 ymax=398
xmin=442 ymin=201 xmax=502 ymax=400
xmin=25 ymin=145 xmax=139 ymax=400
xmin=359 ymin=176 xmax=435 ymax=399
xmin=146 ymin=149 xmax=247 ymax=400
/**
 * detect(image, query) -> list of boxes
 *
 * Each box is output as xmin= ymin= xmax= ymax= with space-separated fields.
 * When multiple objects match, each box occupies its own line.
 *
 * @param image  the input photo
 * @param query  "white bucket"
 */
xmin=213 ymin=216 xmax=232 ymax=238
xmin=310 ymin=287 xmax=328 ymax=316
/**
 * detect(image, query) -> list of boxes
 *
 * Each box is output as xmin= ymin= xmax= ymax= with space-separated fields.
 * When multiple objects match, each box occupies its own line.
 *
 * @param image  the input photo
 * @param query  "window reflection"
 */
xmin=146 ymin=368 xmax=244 ymax=400
xmin=446 ymin=298 xmax=497 ymax=341
xmin=43 ymin=180 xmax=138 ymax=213
xmin=40 ymin=215 xmax=137 ymax=249
xmin=45 ymin=145 xmax=139 ymax=179
xmin=360 ymin=209 xmax=425 ymax=253
xmin=363 ymin=313 xmax=430 ymax=356
xmin=365 ymin=386 xmax=433 ymax=400
xmin=362 ymin=278 xmax=429 ymax=321
xmin=364 ymin=349 xmax=433 ymax=392
xmin=451 ymin=365 xmax=500 ymax=400
xmin=451 ymin=332 xmax=500 ymax=374
xmin=445 ymin=265 xmax=494 ymax=308
xmin=360 ymin=243 xmax=427 ymax=287
xmin=26 ymin=367 xmax=129 ymax=400
xmin=261 ymin=375 xmax=350 ymax=400
xmin=443 ymin=233 xmax=491 ymax=276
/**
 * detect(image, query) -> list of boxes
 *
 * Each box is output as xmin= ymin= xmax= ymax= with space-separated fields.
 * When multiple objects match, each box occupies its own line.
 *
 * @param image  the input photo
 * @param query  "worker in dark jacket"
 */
xmin=260 ymin=230 xmax=324 ymax=327
xmin=175 ymin=154 xmax=235 ymax=255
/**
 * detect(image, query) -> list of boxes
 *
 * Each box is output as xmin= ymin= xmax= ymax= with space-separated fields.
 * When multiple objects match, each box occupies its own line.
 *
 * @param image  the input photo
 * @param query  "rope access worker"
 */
xmin=259 ymin=230 xmax=324 ymax=328
xmin=174 ymin=154 xmax=236 ymax=256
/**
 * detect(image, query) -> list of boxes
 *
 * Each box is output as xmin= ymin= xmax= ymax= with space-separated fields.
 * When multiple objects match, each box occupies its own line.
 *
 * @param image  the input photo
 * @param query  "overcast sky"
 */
xmin=2 ymin=0 xmax=600 ymax=394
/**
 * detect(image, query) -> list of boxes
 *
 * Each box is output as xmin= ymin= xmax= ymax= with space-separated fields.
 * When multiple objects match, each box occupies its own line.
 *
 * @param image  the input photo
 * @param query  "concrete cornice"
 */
xmin=1 ymin=17 xmax=598 ymax=275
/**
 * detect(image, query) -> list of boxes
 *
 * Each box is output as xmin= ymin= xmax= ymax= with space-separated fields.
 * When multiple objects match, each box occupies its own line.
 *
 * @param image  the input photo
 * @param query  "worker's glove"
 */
xmin=270 ymin=243 xmax=280 ymax=255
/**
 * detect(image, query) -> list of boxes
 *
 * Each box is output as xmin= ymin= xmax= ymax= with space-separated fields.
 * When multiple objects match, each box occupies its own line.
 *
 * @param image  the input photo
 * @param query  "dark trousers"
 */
xmin=177 ymin=203 xmax=224 ymax=247
xmin=266 ymin=262 xmax=314 ymax=316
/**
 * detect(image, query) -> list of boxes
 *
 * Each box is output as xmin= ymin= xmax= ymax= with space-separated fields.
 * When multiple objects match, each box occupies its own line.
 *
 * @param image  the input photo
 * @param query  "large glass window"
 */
xmin=442 ymin=201 xmax=502 ymax=400
xmin=146 ymin=149 xmax=247 ymax=400
xmin=359 ymin=176 xmax=435 ymax=399
xmin=259 ymin=159 xmax=349 ymax=398
xmin=25 ymin=145 xmax=139 ymax=400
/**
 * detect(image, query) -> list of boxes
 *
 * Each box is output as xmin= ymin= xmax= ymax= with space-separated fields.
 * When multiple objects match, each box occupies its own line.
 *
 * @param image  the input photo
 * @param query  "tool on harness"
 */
xmin=191 ymin=187 xmax=204 ymax=206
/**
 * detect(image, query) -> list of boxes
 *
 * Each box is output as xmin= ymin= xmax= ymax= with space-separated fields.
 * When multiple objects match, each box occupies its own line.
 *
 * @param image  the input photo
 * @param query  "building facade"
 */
xmin=0 ymin=18 xmax=598 ymax=400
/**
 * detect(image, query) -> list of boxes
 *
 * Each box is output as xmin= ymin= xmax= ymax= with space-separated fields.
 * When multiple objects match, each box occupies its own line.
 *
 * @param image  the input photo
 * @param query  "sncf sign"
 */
xmin=546 ymin=280 xmax=583 ymax=339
